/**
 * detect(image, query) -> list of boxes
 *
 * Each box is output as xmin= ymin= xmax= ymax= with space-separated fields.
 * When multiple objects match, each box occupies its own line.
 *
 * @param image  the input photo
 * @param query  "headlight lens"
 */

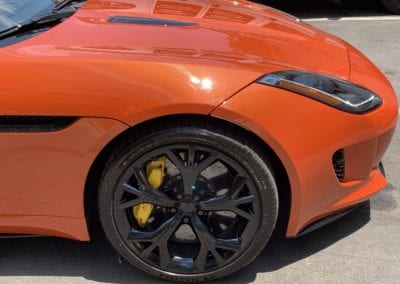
xmin=256 ymin=70 xmax=382 ymax=114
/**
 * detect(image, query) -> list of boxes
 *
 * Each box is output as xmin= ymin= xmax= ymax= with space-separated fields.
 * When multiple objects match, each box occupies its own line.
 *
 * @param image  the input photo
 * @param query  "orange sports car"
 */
xmin=0 ymin=0 xmax=397 ymax=282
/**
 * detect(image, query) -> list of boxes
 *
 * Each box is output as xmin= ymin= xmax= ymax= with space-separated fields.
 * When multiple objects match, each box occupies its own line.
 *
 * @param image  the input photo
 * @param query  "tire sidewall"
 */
xmin=98 ymin=127 xmax=278 ymax=282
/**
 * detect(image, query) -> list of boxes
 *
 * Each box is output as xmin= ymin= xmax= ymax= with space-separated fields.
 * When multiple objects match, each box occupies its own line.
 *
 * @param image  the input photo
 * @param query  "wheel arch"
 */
xmin=84 ymin=114 xmax=291 ymax=237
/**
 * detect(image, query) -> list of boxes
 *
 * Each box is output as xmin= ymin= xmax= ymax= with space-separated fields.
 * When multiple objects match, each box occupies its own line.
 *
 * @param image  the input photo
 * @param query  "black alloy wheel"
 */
xmin=98 ymin=119 xmax=278 ymax=282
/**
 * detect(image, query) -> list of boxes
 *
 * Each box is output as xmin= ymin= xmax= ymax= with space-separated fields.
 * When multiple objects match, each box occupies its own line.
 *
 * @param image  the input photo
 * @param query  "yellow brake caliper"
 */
xmin=133 ymin=156 xmax=166 ymax=228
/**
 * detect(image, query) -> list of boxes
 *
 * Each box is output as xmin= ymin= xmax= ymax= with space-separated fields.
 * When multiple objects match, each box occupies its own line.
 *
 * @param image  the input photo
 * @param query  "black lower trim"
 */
xmin=294 ymin=206 xmax=359 ymax=237
xmin=0 ymin=234 xmax=43 ymax=239
xmin=332 ymin=149 xmax=345 ymax=182
xmin=379 ymin=162 xmax=386 ymax=177
xmin=0 ymin=116 xmax=78 ymax=132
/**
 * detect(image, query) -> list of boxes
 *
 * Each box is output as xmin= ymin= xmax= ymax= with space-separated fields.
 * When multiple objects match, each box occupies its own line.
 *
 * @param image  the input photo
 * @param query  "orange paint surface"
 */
xmin=0 ymin=0 xmax=397 ymax=239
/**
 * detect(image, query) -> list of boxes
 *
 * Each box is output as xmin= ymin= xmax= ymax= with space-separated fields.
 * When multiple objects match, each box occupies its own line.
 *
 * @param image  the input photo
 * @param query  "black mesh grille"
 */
xmin=332 ymin=149 xmax=345 ymax=182
xmin=0 ymin=116 xmax=78 ymax=132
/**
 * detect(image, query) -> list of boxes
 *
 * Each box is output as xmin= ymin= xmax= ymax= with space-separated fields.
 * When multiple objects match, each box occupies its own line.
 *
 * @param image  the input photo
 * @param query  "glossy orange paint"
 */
xmin=212 ymin=81 xmax=397 ymax=235
xmin=0 ymin=118 xmax=128 ymax=240
xmin=0 ymin=0 xmax=351 ymax=124
xmin=0 ymin=0 xmax=397 ymax=239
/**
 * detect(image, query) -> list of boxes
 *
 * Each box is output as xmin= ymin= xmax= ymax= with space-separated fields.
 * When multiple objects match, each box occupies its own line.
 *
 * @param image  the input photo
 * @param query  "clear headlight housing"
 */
xmin=256 ymin=71 xmax=382 ymax=114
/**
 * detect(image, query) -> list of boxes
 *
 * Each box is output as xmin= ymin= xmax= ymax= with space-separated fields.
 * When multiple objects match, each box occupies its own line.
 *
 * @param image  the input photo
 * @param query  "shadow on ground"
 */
xmin=0 ymin=201 xmax=372 ymax=283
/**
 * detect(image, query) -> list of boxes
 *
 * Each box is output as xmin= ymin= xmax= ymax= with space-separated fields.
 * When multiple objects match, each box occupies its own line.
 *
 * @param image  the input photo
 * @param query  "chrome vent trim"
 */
xmin=107 ymin=16 xmax=198 ymax=27
xmin=0 ymin=116 xmax=78 ymax=132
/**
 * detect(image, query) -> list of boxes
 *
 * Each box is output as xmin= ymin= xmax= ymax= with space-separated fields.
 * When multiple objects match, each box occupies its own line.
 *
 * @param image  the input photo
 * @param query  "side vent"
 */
xmin=107 ymin=16 xmax=198 ymax=27
xmin=332 ymin=149 xmax=345 ymax=182
xmin=0 ymin=116 xmax=78 ymax=132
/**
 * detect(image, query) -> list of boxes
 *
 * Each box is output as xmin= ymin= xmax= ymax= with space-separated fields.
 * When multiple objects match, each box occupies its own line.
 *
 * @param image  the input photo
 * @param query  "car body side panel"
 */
xmin=0 ymin=216 xmax=90 ymax=240
xmin=0 ymin=117 xmax=128 ymax=240
xmin=0 ymin=58 xmax=262 ymax=124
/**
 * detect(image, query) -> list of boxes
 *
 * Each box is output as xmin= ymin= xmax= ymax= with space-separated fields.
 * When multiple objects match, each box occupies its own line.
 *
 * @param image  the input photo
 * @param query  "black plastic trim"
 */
xmin=0 ymin=116 xmax=78 ymax=132
xmin=0 ymin=234 xmax=43 ymax=239
xmin=294 ymin=206 xmax=360 ymax=237
xmin=107 ymin=16 xmax=198 ymax=27
xmin=332 ymin=149 xmax=345 ymax=182
xmin=379 ymin=162 xmax=386 ymax=177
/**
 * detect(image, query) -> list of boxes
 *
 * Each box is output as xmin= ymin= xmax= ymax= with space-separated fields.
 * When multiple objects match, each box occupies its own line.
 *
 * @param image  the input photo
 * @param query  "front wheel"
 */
xmin=98 ymin=120 xmax=278 ymax=282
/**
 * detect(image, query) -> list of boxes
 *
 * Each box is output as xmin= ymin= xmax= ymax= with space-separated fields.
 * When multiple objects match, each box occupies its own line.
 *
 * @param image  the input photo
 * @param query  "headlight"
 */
xmin=256 ymin=70 xmax=382 ymax=114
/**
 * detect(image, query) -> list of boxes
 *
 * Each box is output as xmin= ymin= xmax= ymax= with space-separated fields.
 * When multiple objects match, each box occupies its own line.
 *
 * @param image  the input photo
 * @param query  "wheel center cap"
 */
xmin=179 ymin=202 xmax=195 ymax=213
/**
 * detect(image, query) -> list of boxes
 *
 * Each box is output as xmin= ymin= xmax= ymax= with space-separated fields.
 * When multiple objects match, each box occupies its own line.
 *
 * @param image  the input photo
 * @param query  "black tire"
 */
xmin=381 ymin=0 xmax=400 ymax=13
xmin=98 ymin=119 xmax=278 ymax=282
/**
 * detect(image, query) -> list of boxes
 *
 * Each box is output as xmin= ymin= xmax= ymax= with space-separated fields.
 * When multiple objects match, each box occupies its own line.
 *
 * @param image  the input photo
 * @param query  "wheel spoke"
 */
xmin=194 ymin=243 xmax=209 ymax=272
xmin=133 ymin=167 xmax=151 ymax=190
xmin=199 ymin=176 xmax=253 ymax=206
xmin=166 ymin=146 xmax=219 ymax=197
xmin=118 ymin=183 xmax=177 ymax=209
xmin=187 ymin=144 xmax=196 ymax=168
xmin=191 ymin=213 xmax=241 ymax=271
xmin=129 ymin=214 xmax=182 ymax=269
xmin=141 ymin=189 xmax=177 ymax=207
xmin=199 ymin=175 xmax=257 ymax=221
xmin=181 ymin=172 xmax=199 ymax=197
xmin=199 ymin=196 xmax=235 ymax=211
xmin=193 ymin=152 xmax=219 ymax=175
xmin=199 ymin=175 xmax=247 ymax=208
xmin=120 ymin=183 xmax=142 ymax=196
xmin=199 ymin=197 xmax=256 ymax=221
xmin=214 ymin=237 xmax=241 ymax=251
xmin=232 ymin=208 xmax=257 ymax=221
xmin=128 ymin=214 xmax=181 ymax=241
xmin=234 ymin=195 xmax=257 ymax=206
xmin=117 ymin=199 xmax=144 ymax=210
xmin=211 ymin=250 xmax=224 ymax=266
xmin=231 ymin=176 xmax=247 ymax=198
xmin=165 ymin=149 xmax=187 ymax=172
xmin=166 ymin=147 xmax=198 ymax=196
xmin=159 ymin=245 xmax=171 ymax=269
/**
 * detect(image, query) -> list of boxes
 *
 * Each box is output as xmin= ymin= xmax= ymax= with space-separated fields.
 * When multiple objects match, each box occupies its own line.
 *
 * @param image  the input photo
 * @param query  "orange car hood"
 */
xmin=22 ymin=0 xmax=351 ymax=79
xmin=0 ymin=0 xmax=354 ymax=123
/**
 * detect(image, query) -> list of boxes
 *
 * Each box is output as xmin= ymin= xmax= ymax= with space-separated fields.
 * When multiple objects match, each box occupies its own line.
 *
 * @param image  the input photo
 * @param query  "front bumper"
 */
xmin=212 ymin=82 xmax=397 ymax=237
xmin=296 ymin=161 xmax=385 ymax=237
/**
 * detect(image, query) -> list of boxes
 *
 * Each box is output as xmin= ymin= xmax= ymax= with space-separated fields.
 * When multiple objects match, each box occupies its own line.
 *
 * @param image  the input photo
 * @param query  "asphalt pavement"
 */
xmin=0 ymin=2 xmax=399 ymax=284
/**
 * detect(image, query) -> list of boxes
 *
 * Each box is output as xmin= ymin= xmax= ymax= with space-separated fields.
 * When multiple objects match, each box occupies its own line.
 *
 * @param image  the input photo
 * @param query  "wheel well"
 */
xmin=84 ymin=114 xmax=291 ymax=237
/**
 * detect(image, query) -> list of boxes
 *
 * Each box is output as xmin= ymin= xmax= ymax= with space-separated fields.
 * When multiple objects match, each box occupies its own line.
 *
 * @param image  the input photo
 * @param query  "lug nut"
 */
xmin=183 ymin=217 xmax=190 ymax=224
xmin=197 ymin=210 xmax=204 ymax=216
xmin=193 ymin=196 xmax=200 ymax=201
xmin=177 ymin=194 xmax=183 ymax=200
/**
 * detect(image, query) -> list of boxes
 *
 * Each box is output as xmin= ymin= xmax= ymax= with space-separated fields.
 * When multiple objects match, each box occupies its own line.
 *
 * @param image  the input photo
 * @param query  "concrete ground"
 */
xmin=0 ymin=2 xmax=399 ymax=284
